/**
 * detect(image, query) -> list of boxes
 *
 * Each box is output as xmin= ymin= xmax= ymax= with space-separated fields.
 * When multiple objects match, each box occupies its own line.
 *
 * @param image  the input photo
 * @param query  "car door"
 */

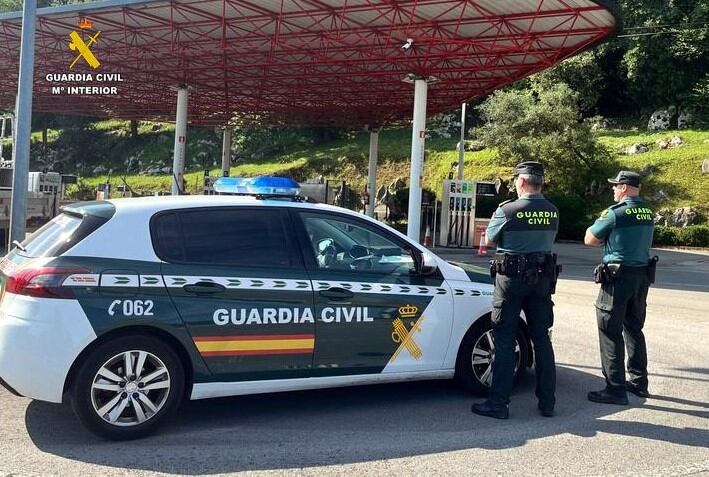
xmin=292 ymin=209 xmax=453 ymax=377
xmin=152 ymin=206 xmax=315 ymax=382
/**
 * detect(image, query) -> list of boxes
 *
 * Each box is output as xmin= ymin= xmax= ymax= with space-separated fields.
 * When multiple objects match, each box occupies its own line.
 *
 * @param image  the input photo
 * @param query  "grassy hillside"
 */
xmin=4 ymin=120 xmax=707 ymax=215
xmin=70 ymin=127 xmax=509 ymax=201
xmin=597 ymin=130 xmax=709 ymax=213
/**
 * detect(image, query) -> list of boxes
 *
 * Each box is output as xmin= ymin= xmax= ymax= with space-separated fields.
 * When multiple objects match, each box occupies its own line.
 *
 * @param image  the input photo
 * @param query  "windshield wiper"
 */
xmin=12 ymin=240 xmax=26 ymax=252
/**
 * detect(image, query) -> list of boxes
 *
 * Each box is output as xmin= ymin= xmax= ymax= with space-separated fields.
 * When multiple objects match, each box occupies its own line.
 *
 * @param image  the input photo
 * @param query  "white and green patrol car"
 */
xmin=0 ymin=179 xmax=532 ymax=439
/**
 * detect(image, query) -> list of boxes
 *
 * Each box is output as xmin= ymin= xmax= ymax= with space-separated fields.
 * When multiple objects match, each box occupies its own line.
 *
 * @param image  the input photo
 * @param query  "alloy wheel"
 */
xmin=90 ymin=350 xmax=171 ymax=427
xmin=471 ymin=330 xmax=522 ymax=387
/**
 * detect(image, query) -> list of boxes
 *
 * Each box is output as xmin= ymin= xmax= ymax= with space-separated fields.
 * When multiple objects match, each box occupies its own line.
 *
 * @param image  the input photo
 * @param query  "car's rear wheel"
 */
xmin=70 ymin=335 xmax=184 ymax=440
xmin=456 ymin=317 xmax=529 ymax=395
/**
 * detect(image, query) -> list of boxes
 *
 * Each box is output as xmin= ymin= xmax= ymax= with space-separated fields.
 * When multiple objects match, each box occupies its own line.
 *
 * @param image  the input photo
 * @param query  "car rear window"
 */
xmin=9 ymin=208 xmax=112 ymax=260
xmin=17 ymin=213 xmax=82 ymax=258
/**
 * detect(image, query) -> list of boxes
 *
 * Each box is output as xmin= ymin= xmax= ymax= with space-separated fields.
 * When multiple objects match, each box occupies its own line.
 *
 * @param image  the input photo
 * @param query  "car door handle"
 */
xmin=183 ymin=281 xmax=227 ymax=295
xmin=319 ymin=287 xmax=354 ymax=300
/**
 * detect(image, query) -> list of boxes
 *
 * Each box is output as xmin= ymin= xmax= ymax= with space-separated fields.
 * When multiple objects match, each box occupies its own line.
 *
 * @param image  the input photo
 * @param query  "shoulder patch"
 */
xmin=600 ymin=208 xmax=610 ymax=218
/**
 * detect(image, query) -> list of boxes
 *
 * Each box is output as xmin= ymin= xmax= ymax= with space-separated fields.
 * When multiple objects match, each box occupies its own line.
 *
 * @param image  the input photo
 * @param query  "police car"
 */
xmin=0 ymin=177 xmax=532 ymax=440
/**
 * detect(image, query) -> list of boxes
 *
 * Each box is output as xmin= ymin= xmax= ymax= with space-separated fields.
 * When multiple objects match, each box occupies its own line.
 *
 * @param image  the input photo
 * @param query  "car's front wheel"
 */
xmin=456 ymin=316 xmax=529 ymax=395
xmin=70 ymin=334 xmax=185 ymax=440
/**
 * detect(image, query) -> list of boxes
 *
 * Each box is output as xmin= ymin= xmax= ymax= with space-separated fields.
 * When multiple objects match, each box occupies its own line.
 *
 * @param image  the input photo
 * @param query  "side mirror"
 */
xmin=419 ymin=250 xmax=438 ymax=276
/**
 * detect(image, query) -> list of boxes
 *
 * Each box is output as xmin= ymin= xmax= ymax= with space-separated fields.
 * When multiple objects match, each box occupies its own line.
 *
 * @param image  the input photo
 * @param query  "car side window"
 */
xmin=152 ymin=208 xmax=294 ymax=268
xmin=299 ymin=212 xmax=415 ymax=274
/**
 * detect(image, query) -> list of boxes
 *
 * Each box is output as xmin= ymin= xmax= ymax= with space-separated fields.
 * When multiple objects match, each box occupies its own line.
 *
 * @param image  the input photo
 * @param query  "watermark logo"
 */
xmin=69 ymin=30 xmax=101 ymax=69
xmin=44 ymin=19 xmax=123 ymax=96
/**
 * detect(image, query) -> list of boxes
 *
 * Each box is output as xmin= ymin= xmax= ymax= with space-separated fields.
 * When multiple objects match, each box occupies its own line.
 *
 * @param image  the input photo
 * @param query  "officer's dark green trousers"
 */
xmin=595 ymin=266 xmax=650 ymax=393
xmin=489 ymin=273 xmax=556 ymax=408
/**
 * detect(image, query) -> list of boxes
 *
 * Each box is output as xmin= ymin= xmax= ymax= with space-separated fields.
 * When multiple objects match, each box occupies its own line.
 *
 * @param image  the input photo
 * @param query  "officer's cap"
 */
xmin=514 ymin=161 xmax=544 ymax=177
xmin=607 ymin=170 xmax=641 ymax=188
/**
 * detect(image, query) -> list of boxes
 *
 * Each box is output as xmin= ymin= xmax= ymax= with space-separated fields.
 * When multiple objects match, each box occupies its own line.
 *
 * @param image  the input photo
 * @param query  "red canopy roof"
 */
xmin=0 ymin=0 xmax=619 ymax=127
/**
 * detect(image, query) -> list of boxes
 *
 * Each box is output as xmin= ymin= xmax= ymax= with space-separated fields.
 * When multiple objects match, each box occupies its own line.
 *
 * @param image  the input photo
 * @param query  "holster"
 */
xmin=593 ymin=264 xmax=605 ymax=284
xmin=647 ymin=255 xmax=659 ymax=284
xmin=492 ymin=253 xmax=523 ymax=278
xmin=593 ymin=263 xmax=620 ymax=284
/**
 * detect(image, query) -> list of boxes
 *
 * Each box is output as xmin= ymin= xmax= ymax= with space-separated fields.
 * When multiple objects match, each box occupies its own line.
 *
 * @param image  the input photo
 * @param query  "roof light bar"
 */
xmin=213 ymin=176 xmax=301 ymax=197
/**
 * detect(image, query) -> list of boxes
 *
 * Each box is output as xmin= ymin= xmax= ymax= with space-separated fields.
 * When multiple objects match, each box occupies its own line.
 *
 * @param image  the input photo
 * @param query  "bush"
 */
xmin=677 ymin=226 xmax=709 ymax=247
xmin=65 ymin=178 xmax=96 ymax=201
xmin=653 ymin=225 xmax=709 ymax=248
xmin=546 ymin=191 xmax=588 ymax=240
xmin=653 ymin=226 xmax=678 ymax=246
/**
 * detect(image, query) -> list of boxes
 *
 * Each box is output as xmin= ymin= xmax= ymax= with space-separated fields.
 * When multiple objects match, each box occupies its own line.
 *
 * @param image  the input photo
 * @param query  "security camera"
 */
xmin=401 ymin=38 xmax=414 ymax=51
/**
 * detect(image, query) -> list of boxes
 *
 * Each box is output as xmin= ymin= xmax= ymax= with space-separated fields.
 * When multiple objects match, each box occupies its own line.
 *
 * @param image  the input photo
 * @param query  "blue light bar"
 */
xmin=213 ymin=176 xmax=300 ymax=196
xmin=212 ymin=177 xmax=248 ymax=194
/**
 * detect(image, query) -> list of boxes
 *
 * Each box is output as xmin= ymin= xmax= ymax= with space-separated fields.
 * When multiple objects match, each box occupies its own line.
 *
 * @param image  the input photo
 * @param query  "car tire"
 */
xmin=70 ymin=334 xmax=185 ymax=440
xmin=456 ymin=316 xmax=529 ymax=395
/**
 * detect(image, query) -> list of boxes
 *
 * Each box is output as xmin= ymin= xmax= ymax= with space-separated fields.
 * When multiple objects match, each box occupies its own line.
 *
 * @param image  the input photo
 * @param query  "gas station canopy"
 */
xmin=0 ymin=0 xmax=619 ymax=127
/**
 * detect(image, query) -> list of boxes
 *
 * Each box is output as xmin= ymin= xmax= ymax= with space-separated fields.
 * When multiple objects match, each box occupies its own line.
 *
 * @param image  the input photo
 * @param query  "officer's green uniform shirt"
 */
xmin=589 ymin=196 xmax=654 ymax=266
xmin=486 ymin=193 xmax=559 ymax=254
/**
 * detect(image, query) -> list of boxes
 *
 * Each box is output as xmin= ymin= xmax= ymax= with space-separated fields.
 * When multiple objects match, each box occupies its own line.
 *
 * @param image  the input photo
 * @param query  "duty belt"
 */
xmin=490 ymin=252 xmax=554 ymax=277
xmin=490 ymin=252 xmax=561 ymax=292
xmin=594 ymin=256 xmax=658 ymax=284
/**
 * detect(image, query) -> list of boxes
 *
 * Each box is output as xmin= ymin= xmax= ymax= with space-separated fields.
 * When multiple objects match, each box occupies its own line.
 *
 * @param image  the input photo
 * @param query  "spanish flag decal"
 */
xmin=193 ymin=334 xmax=315 ymax=357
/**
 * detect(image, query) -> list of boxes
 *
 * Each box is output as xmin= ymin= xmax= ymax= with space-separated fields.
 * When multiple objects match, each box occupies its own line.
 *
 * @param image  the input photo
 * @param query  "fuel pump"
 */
xmin=439 ymin=179 xmax=477 ymax=247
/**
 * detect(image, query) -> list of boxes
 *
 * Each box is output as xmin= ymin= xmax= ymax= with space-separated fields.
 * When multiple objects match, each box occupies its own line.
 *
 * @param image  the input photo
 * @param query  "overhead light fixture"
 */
xmin=401 ymin=38 xmax=414 ymax=51
xmin=402 ymin=73 xmax=439 ymax=84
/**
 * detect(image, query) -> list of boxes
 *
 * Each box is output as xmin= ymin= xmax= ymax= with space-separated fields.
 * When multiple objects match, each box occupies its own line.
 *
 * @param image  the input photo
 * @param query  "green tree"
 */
xmin=522 ymin=0 xmax=709 ymax=118
xmin=620 ymin=0 xmax=708 ymax=110
xmin=474 ymin=83 xmax=615 ymax=194
xmin=0 ymin=0 xmax=92 ymax=14
xmin=0 ymin=0 xmax=23 ymax=13
xmin=532 ymin=51 xmax=606 ymax=115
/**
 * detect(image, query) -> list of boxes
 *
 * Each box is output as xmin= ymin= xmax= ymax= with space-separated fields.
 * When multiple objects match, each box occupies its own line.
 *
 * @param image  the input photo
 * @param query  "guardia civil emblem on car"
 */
xmin=0 ymin=177 xmax=534 ymax=439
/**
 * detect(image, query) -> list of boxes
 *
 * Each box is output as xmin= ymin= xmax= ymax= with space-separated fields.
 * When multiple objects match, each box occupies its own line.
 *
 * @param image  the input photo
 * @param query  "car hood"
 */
xmin=447 ymin=261 xmax=493 ymax=284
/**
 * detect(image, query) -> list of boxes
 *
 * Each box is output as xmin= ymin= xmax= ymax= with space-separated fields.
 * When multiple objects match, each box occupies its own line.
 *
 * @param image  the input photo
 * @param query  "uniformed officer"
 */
xmin=584 ymin=171 xmax=655 ymax=404
xmin=471 ymin=161 xmax=559 ymax=419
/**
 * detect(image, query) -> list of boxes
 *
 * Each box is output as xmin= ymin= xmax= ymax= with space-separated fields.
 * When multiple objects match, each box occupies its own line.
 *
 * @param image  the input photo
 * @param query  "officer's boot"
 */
xmin=626 ymin=383 xmax=650 ymax=398
xmin=587 ymin=388 xmax=629 ymax=405
xmin=471 ymin=401 xmax=509 ymax=420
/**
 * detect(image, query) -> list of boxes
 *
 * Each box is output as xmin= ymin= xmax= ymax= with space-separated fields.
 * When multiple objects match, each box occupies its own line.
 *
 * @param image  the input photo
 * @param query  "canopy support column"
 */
xmin=366 ymin=129 xmax=379 ymax=218
xmin=457 ymin=102 xmax=466 ymax=180
xmin=171 ymin=87 xmax=188 ymax=195
xmin=406 ymin=79 xmax=429 ymax=242
xmin=9 ymin=0 xmax=36 ymax=248
xmin=221 ymin=128 xmax=232 ymax=177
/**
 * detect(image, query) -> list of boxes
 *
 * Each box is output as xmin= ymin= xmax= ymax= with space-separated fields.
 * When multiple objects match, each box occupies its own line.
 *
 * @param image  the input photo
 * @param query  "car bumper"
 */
xmin=0 ymin=294 xmax=97 ymax=403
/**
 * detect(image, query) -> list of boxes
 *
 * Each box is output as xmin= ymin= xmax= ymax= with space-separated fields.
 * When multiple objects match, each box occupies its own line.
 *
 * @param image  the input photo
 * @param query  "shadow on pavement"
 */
xmin=25 ymin=365 xmax=709 ymax=474
xmin=675 ymin=367 xmax=709 ymax=376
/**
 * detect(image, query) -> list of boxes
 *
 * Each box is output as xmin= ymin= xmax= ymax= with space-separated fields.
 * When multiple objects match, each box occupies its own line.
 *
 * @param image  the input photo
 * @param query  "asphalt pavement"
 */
xmin=0 ymin=243 xmax=707 ymax=476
